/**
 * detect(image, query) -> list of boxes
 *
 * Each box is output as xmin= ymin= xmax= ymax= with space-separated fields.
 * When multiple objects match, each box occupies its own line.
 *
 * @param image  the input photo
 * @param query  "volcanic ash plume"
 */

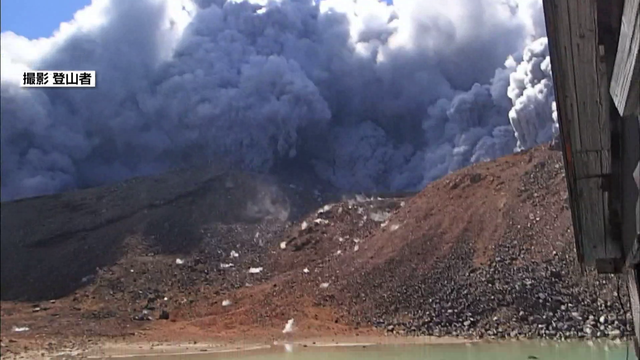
xmin=1 ymin=0 xmax=556 ymax=201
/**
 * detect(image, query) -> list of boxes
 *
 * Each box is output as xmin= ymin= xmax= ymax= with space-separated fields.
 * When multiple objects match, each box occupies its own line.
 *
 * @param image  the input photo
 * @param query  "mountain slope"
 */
xmin=0 ymin=146 xmax=631 ymax=356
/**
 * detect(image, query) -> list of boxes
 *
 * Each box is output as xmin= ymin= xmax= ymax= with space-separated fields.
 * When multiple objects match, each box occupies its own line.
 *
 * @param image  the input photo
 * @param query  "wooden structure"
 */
xmin=542 ymin=0 xmax=640 ymax=350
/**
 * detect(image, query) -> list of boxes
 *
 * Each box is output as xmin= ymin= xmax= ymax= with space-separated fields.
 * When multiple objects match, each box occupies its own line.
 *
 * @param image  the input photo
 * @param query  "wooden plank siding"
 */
xmin=610 ymin=0 xmax=640 ymax=116
xmin=600 ymin=0 xmax=638 ymax=271
xmin=543 ymin=0 xmax=623 ymax=269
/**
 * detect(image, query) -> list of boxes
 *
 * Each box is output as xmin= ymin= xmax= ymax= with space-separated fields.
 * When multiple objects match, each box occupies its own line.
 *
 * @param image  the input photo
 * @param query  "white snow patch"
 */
xmin=248 ymin=267 xmax=263 ymax=274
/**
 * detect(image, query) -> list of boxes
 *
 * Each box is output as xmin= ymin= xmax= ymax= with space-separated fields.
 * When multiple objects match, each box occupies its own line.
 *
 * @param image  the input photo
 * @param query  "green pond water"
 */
xmin=126 ymin=340 xmax=636 ymax=360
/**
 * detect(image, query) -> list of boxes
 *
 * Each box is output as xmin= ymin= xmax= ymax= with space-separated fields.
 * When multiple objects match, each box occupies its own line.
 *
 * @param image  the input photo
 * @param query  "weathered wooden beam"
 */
xmin=626 ymin=236 xmax=640 ymax=266
xmin=610 ymin=0 xmax=640 ymax=116
xmin=631 ymin=118 xmax=640 ymax=356
xmin=628 ymin=268 xmax=640 ymax=355
xmin=620 ymin=114 xmax=640 ymax=255
xmin=543 ymin=0 xmax=622 ymax=268
xmin=543 ymin=0 xmax=584 ymax=264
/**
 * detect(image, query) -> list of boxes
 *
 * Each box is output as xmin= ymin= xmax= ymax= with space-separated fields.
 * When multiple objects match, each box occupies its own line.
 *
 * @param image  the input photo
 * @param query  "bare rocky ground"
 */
xmin=0 ymin=146 xmax=633 ymax=358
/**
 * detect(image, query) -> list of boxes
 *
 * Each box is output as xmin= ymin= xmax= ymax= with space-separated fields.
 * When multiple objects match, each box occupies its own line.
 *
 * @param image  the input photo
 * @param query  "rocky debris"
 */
xmin=159 ymin=310 xmax=170 ymax=320
xmin=275 ymin=195 xmax=405 ymax=268
xmin=332 ymin=150 xmax=633 ymax=341
xmin=132 ymin=310 xmax=153 ymax=321
xmin=358 ymin=240 xmax=630 ymax=340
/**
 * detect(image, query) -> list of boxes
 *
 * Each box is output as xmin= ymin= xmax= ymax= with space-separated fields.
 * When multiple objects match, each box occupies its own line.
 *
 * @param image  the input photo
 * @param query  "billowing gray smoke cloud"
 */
xmin=508 ymin=37 xmax=557 ymax=151
xmin=0 ymin=0 xmax=557 ymax=201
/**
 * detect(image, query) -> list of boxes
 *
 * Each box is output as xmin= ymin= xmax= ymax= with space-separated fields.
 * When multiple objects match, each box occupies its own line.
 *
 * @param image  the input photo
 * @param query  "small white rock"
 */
xmin=355 ymin=194 xmax=367 ymax=202
xmin=369 ymin=211 xmax=390 ymax=222
xmin=317 ymin=204 xmax=334 ymax=214
xmin=283 ymin=319 xmax=295 ymax=333
xmin=301 ymin=221 xmax=308 ymax=230
xmin=303 ymin=268 xmax=310 ymax=274
xmin=175 ymin=258 xmax=185 ymax=265
xmin=222 ymin=299 xmax=232 ymax=307
xmin=319 ymin=282 xmax=330 ymax=289
xmin=248 ymin=267 xmax=263 ymax=274
xmin=280 ymin=241 xmax=287 ymax=250
xmin=230 ymin=250 xmax=239 ymax=258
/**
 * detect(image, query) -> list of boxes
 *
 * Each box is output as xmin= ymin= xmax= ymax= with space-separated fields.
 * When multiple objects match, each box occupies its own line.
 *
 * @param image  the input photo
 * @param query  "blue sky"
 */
xmin=1 ymin=0 xmax=395 ymax=39
xmin=1 ymin=0 xmax=91 ymax=39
